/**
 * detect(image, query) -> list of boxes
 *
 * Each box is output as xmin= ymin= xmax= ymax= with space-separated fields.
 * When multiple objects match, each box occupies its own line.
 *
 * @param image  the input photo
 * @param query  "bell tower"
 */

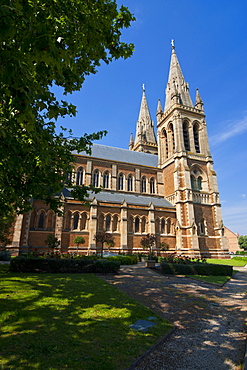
xmin=157 ymin=41 xmax=228 ymax=257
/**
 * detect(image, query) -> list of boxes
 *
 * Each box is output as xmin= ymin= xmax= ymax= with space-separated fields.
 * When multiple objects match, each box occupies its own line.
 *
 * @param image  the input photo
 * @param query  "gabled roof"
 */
xmin=74 ymin=143 xmax=158 ymax=167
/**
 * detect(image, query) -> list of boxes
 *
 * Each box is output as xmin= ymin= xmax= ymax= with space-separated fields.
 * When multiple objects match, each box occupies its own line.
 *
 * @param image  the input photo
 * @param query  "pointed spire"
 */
xmin=165 ymin=40 xmax=193 ymax=111
xmin=129 ymin=133 xmax=134 ymax=150
xmin=156 ymin=99 xmax=163 ymax=117
xmin=195 ymin=88 xmax=204 ymax=111
xmin=132 ymin=85 xmax=158 ymax=154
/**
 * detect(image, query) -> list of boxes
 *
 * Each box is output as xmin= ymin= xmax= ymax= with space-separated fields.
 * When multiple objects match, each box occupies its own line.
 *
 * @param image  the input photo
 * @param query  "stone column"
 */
xmin=111 ymin=164 xmax=117 ymax=190
xmin=11 ymin=214 xmax=24 ymax=255
xmin=86 ymin=160 xmax=92 ymax=186
xmin=54 ymin=207 xmax=64 ymax=247
xmin=148 ymin=202 xmax=155 ymax=234
xmin=120 ymin=200 xmax=128 ymax=251
xmin=88 ymin=198 xmax=98 ymax=253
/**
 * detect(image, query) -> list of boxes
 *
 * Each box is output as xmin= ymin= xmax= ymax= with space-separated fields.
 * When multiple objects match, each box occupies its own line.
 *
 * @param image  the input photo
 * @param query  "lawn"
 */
xmin=206 ymin=258 xmax=247 ymax=267
xmin=187 ymin=274 xmax=231 ymax=285
xmin=0 ymin=264 xmax=172 ymax=370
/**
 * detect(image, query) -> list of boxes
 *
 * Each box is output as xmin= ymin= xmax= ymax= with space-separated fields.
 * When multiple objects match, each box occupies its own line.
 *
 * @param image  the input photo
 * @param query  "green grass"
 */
xmin=206 ymin=258 xmax=247 ymax=267
xmin=0 ymin=265 xmax=172 ymax=370
xmin=186 ymin=274 xmax=231 ymax=285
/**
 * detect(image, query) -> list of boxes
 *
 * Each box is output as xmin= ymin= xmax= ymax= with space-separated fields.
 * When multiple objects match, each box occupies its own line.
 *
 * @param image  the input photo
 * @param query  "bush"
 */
xmin=236 ymin=251 xmax=247 ymax=255
xmin=160 ymin=262 xmax=233 ymax=276
xmin=231 ymin=256 xmax=247 ymax=263
xmin=0 ymin=249 xmax=11 ymax=261
xmin=9 ymin=257 xmax=121 ymax=274
xmin=106 ymin=255 xmax=138 ymax=265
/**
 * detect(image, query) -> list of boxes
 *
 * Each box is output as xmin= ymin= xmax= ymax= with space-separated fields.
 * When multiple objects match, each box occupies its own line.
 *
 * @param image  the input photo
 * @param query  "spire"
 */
xmin=195 ymin=88 xmax=204 ymax=111
xmin=129 ymin=132 xmax=134 ymax=150
xmin=132 ymin=85 xmax=157 ymax=154
xmin=165 ymin=40 xmax=193 ymax=111
xmin=156 ymin=99 xmax=163 ymax=117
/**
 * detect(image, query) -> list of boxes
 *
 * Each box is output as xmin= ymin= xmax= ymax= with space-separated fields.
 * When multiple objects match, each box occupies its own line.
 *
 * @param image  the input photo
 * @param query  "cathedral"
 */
xmin=10 ymin=44 xmax=229 ymax=258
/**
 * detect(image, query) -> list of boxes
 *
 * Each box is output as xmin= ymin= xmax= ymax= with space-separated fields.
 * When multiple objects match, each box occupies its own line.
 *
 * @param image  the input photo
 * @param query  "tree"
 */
xmin=45 ymin=234 xmax=60 ymax=250
xmin=0 ymin=0 xmax=135 ymax=238
xmin=238 ymin=235 xmax=247 ymax=251
xmin=140 ymin=234 xmax=156 ymax=258
xmin=94 ymin=231 xmax=115 ymax=257
xmin=73 ymin=236 xmax=85 ymax=253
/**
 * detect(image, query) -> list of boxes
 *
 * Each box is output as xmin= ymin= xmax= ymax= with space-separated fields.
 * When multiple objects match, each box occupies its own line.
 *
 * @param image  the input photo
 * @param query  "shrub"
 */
xmin=160 ymin=262 xmax=233 ymax=276
xmin=0 ymin=249 xmax=11 ymax=261
xmin=106 ymin=255 xmax=138 ymax=265
xmin=236 ymin=251 xmax=247 ymax=255
xmin=9 ymin=256 xmax=120 ymax=274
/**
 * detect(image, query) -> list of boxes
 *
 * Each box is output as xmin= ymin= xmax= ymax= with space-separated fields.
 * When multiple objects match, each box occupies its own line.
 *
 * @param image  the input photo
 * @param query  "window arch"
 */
xmin=134 ymin=217 xmax=140 ymax=233
xmin=93 ymin=170 xmax=99 ymax=187
xmin=168 ymin=123 xmax=175 ymax=154
xmin=191 ymin=175 xmax=197 ymax=190
xmin=190 ymin=166 xmax=206 ymax=191
xmin=150 ymin=177 xmax=155 ymax=194
xmin=197 ymin=176 xmax=202 ymax=190
xmin=73 ymin=213 xmax=79 ymax=230
xmin=155 ymin=218 xmax=160 ymax=234
xmin=167 ymin=218 xmax=171 ymax=234
xmin=47 ymin=211 xmax=55 ymax=230
xmin=118 ymin=173 xmax=124 ymax=191
xmin=105 ymin=214 xmax=111 ymax=231
xmin=183 ymin=121 xmax=190 ymax=151
xmin=193 ymin=123 xmax=200 ymax=153
xmin=127 ymin=174 xmax=133 ymax=192
xmin=141 ymin=217 xmax=146 ymax=233
xmin=161 ymin=218 xmax=165 ymax=234
xmin=112 ymin=215 xmax=118 ymax=232
xmin=64 ymin=211 xmax=72 ymax=230
xmin=199 ymin=218 xmax=207 ymax=235
xmin=128 ymin=216 xmax=133 ymax=232
xmin=38 ymin=211 xmax=45 ymax=229
xmin=76 ymin=167 xmax=84 ymax=185
xmin=81 ymin=212 xmax=87 ymax=230
xmin=103 ymin=171 xmax=109 ymax=189
xmin=141 ymin=176 xmax=146 ymax=193
xmin=98 ymin=213 xmax=104 ymax=231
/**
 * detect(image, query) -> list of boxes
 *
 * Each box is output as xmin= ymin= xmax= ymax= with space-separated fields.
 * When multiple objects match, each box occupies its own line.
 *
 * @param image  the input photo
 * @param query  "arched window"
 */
xmin=73 ymin=213 xmax=79 ymax=230
xmin=98 ymin=214 xmax=104 ymax=231
xmin=81 ymin=213 xmax=87 ymax=230
xmin=128 ymin=216 xmax=133 ymax=232
xmin=112 ymin=215 xmax=118 ymax=232
xmin=161 ymin=218 xmax=165 ymax=234
xmin=64 ymin=211 xmax=72 ymax=230
xmin=193 ymin=123 xmax=200 ymax=153
xmin=135 ymin=217 xmax=140 ymax=233
xmin=76 ymin=167 xmax=84 ymax=185
xmin=183 ymin=121 xmax=190 ymax=151
xmin=168 ymin=123 xmax=175 ymax=153
xmin=103 ymin=171 xmax=109 ymax=189
xmin=150 ymin=178 xmax=155 ymax=194
xmin=127 ymin=174 xmax=133 ymax=191
xmin=197 ymin=176 xmax=202 ymax=190
xmin=167 ymin=218 xmax=171 ymax=234
xmin=47 ymin=211 xmax=54 ymax=230
xmin=155 ymin=218 xmax=160 ymax=234
xmin=106 ymin=214 xmax=111 ymax=231
xmin=191 ymin=175 xmax=197 ymax=190
xmin=163 ymin=129 xmax=169 ymax=159
xmin=141 ymin=176 xmax=146 ymax=193
xmin=199 ymin=219 xmax=206 ymax=235
xmin=93 ymin=170 xmax=99 ymax=187
xmin=141 ymin=217 xmax=146 ymax=233
xmin=38 ymin=211 xmax=45 ymax=229
xmin=118 ymin=173 xmax=124 ymax=190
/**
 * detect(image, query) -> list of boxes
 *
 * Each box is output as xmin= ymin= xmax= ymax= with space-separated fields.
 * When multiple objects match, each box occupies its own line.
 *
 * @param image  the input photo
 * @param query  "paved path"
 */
xmin=100 ymin=263 xmax=247 ymax=370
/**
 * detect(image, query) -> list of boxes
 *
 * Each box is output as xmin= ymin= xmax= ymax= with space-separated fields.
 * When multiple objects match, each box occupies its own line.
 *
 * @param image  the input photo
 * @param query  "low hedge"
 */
xmin=106 ymin=255 xmax=138 ymax=265
xmin=160 ymin=262 xmax=233 ymax=276
xmin=9 ymin=257 xmax=121 ymax=274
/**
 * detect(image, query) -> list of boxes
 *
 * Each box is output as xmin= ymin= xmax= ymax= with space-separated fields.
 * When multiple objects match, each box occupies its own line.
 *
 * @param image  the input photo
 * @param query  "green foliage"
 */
xmin=231 ymin=256 xmax=247 ymax=263
xmin=106 ymin=255 xmax=138 ymax=265
xmin=0 ymin=248 xmax=11 ymax=261
xmin=0 ymin=0 xmax=135 ymax=238
xmin=140 ymin=234 xmax=156 ymax=256
xmin=9 ymin=256 xmax=121 ymax=273
xmin=45 ymin=234 xmax=60 ymax=250
xmin=160 ymin=262 xmax=233 ymax=276
xmin=236 ymin=250 xmax=247 ymax=255
xmin=94 ymin=231 xmax=115 ymax=257
xmin=238 ymin=235 xmax=247 ymax=250
xmin=160 ymin=253 xmax=206 ymax=264
xmin=160 ymin=242 xmax=170 ymax=251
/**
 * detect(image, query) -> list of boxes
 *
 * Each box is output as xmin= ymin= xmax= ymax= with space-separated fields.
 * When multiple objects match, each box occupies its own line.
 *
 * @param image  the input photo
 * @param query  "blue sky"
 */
xmin=55 ymin=0 xmax=247 ymax=235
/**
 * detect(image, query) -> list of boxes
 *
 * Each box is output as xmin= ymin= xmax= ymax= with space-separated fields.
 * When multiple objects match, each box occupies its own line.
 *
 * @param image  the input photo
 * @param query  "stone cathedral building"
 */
xmin=10 ymin=45 xmax=229 ymax=258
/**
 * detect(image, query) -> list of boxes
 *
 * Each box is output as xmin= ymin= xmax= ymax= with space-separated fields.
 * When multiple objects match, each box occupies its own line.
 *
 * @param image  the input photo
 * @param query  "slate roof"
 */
xmin=63 ymin=189 xmax=174 ymax=209
xmin=74 ymin=143 xmax=158 ymax=167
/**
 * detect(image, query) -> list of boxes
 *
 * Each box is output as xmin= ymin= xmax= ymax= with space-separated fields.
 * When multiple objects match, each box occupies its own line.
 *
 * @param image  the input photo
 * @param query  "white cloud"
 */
xmin=210 ymin=115 xmax=247 ymax=145
xmin=241 ymin=194 xmax=247 ymax=198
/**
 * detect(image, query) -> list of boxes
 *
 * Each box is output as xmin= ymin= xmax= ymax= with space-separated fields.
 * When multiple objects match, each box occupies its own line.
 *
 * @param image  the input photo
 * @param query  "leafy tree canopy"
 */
xmin=0 ymin=0 xmax=135 ymax=222
xmin=238 ymin=235 xmax=247 ymax=250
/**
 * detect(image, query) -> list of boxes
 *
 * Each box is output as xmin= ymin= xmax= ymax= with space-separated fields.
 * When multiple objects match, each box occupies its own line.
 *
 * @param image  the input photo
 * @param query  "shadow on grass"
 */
xmin=0 ymin=269 xmax=172 ymax=370
xmin=100 ymin=264 xmax=247 ymax=369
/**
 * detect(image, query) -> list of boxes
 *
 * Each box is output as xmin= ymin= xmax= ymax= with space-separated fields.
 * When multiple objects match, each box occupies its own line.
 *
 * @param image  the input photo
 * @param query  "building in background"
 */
xmin=10 ymin=44 xmax=229 ymax=258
